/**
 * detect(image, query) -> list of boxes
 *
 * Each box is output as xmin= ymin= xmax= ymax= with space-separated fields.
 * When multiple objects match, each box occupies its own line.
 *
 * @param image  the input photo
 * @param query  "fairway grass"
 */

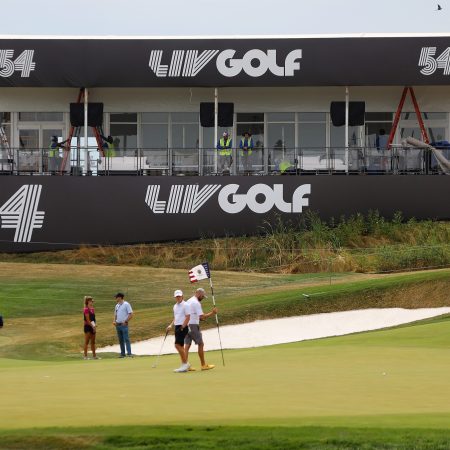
xmin=0 ymin=264 xmax=449 ymax=448
xmin=1 ymin=317 xmax=450 ymax=432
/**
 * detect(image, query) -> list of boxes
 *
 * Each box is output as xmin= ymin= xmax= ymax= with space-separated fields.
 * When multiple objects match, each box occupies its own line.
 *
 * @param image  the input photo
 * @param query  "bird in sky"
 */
xmin=437 ymin=4 xmax=442 ymax=10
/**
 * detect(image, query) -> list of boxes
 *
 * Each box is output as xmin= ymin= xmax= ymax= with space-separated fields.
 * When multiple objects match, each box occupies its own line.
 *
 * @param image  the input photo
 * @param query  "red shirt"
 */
xmin=83 ymin=307 xmax=95 ymax=325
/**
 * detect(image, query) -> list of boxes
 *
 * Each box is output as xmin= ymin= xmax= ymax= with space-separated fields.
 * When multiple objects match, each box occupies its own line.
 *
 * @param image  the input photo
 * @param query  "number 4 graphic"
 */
xmin=0 ymin=185 xmax=45 ymax=243
xmin=0 ymin=50 xmax=36 ymax=78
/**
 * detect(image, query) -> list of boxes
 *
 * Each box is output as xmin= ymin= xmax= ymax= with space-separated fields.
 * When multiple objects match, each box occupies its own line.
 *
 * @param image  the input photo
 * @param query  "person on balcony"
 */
xmin=48 ymin=136 xmax=67 ymax=173
xmin=101 ymin=134 xmax=116 ymax=157
xmin=239 ymin=131 xmax=254 ymax=175
xmin=216 ymin=131 xmax=232 ymax=174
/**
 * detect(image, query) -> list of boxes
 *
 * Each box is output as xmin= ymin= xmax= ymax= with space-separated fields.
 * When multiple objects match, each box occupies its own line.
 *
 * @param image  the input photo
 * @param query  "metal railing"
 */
xmin=0 ymin=146 xmax=447 ymax=176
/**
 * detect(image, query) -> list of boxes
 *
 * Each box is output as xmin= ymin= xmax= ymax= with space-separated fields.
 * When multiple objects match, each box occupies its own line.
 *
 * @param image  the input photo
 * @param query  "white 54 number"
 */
xmin=419 ymin=47 xmax=450 ymax=76
xmin=0 ymin=49 xmax=36 ymax=78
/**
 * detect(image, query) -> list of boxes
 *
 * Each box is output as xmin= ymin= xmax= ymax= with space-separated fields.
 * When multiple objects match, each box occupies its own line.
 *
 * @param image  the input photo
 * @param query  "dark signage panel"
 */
xmin=0 ymin=176 xmax=448 ymax=252
xmin=0 ymin=37 xmax=450 ymax=87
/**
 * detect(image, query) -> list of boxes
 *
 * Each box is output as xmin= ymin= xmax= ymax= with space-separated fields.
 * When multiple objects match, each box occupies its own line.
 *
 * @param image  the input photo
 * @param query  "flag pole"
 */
xmin=208 ymin=272 xmax=225 ymax=366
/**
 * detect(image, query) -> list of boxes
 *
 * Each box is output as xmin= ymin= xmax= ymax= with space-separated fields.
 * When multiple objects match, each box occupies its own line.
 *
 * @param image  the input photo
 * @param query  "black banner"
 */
xmin=0 ymin=176 xmax=448 ymax=252
xmin=0 ymin=37 xmax=450 ymax=87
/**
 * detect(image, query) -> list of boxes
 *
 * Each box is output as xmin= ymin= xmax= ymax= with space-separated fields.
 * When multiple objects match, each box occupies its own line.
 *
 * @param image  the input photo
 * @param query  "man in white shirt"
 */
xmin=166 ymin=289 xmax=191 ymax=373
xmin=112 ymin=292 xmax=133 ymax=357
xmin=184 ymin=288 xmax=217 ymax=371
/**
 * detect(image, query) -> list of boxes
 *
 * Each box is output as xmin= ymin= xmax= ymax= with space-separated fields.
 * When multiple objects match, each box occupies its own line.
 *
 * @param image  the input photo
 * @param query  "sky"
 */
xmin=0 ymin=0 xmax=449 ymax=36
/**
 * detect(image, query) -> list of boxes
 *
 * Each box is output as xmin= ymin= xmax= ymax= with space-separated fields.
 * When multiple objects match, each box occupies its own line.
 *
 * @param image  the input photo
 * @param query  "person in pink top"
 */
xmin=83 ymin=296 xmax=100 ymax=360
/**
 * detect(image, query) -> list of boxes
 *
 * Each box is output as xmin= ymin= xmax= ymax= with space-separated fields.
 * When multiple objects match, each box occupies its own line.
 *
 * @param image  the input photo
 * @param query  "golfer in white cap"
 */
xmin=166 ymin=289 xmax=191 ymax=373
xmin=184 ymin=287 xmax=217 ymax=371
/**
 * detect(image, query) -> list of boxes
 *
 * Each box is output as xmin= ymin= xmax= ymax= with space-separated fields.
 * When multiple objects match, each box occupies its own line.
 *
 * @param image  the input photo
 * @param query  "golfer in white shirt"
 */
xmin=184 ymin=288 xmax=217 ymax=371
xmin=166 ymin=290 xmax=191 ymax=373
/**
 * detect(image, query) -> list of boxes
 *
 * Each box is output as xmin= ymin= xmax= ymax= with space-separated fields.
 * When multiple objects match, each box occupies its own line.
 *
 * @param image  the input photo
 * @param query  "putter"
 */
xmin=152 ymin=329 xmax=169 ymax=368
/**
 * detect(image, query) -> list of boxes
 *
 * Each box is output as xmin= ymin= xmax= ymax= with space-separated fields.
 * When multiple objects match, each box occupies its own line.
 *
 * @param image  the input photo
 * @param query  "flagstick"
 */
xmin=208 ymin=275 xmax=225 ymax=366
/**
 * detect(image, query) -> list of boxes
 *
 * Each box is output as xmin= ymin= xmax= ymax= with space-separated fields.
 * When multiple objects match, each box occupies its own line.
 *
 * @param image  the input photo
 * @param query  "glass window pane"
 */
xmin=19 ymin=112 xmax=63 ymax=122
xmin=110 ymin=123 xmax=137 ymax=149
xmin=237 ymin=113 xmax=263 ymax=122
xmin=172 ymin=124 xmax=199 ymax=148
xmin=427 ymin=127 xmax=446 ymax=142
xmin=0 ymin=112 xmax=11 ymax=123
xmin=19 ymin=112 xmax=37 ymax=121
xmin=142 ymin=124 xmax=168 ymax=148
xmin=298 ymin=123 xmax=326 ymax=147
xmin=422 ymin=112 xmax=447 ymax=120
xmin=268 ymin=123 xmax=295 ymax=148
xmin=19 ymin=129 xmax=39 ymax=149
xmin=267 ymin=113 xmax=294 ymax=122
xmin=141 ymin=113 xmax=169 ymax=123
xmin=171 ymin=112 xmax=198 ymax=123
xmin=365 ymin=112 xmax=393 ymax=122
xmin=38 ymin=112 xmax=63 ymax=121
xmin=330 ymin=125 xmax=345 ymax=147
xmin=110 ymin=113 xmax=137 ymax=123
xmin=298 ymin=113 xmax=326 ymax=122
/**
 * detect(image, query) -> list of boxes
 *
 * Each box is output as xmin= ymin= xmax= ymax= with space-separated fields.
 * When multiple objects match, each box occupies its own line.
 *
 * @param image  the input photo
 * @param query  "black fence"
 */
xmin=0 ymin=146 xmax=448 ymax=176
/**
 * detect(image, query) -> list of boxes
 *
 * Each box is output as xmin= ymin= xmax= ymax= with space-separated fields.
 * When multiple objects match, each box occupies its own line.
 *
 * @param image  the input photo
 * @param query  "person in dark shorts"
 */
xmin=184 ymin=288 xmax=217 ymax=371
xmin=83 ymin=296 xmax=100 ymax=360
xmin=166 ymin=290 xmax=191 ymax=373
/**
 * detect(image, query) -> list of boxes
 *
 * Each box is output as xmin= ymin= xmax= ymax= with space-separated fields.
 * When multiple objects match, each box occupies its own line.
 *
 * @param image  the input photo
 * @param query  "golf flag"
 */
xmin=188 ymin=262 xmax=211 ymax=283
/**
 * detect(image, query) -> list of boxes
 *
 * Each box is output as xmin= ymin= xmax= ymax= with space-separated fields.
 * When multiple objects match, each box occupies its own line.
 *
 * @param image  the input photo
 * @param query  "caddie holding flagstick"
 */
xmin=186 ymin=262 xmax=225 ymax=367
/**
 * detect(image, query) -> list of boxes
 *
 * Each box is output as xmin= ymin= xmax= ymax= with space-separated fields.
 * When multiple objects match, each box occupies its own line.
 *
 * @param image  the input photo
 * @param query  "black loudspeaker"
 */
xmin=200 ymin=103 xmax=214 ymax=127
xmin=70 ymin=103 xmax=84 ymax=127
xmin=330 ymin=101 xmax=365 ymax=126
xmin=88 ymin=103 xmax=103 ymax=127
xmin=218 ymin=103 xmax=234 ymax=127
xmin=200 ymin=102 xmax=234 ymax=127
xmin=70 ymin=103 xmax=104 ymax=127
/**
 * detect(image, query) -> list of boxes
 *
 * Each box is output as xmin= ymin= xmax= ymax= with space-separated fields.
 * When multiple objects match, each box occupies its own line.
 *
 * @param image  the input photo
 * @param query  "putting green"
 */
xmin=1 ymin=316 xmax=450 ymax=430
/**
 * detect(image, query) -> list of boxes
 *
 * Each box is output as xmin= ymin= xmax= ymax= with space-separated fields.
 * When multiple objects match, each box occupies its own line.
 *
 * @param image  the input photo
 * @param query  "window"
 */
xmin=19 ymin=112 xmax=63 ymax=122
xmin=267 ymin=113 xmax=295 ymax=172
xmin=142 ymin=113 xmax=169 ymax=149
xmin=171 ymin=113 xmax=199 ymax=175
xmin=365 ymin=112 xmax=393 ymax=148
xmin=110 ymin=113 xmax=137 ymax=152
xmin=298 ymin=113 xmax=326 ymax=149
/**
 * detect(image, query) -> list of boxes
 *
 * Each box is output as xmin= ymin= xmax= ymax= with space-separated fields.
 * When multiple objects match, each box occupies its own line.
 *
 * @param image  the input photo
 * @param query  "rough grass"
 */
xmin=0 ymin=212 xmax=448 ymax=274
xmin=2 ymin=426 xmax=450 ymax=449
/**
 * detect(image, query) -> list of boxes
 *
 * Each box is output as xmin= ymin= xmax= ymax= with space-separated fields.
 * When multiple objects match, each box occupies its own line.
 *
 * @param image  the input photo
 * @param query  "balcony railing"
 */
xmin=0 ymin=146 xmax=446 ymax=176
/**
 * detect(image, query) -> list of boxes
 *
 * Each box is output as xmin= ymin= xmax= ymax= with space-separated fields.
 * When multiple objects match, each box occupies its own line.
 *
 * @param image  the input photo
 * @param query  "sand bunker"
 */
xmin=98 ymin=307 xmax=450 ymax=356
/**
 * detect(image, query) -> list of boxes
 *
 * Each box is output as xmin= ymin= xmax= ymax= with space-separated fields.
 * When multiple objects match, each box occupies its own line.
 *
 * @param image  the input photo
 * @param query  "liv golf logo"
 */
xmin=145 ymin=183 xmax=311 ymax=214
xmin=148 ymin=49 xmax=302 ymax=78
xmin=0 ymin=185 xmax=45 ymax=242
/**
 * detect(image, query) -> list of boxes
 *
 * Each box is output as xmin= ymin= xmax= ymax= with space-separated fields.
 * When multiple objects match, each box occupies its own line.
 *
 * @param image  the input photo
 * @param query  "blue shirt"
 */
xmin=115 ymin=301 xmax=133 ymax=323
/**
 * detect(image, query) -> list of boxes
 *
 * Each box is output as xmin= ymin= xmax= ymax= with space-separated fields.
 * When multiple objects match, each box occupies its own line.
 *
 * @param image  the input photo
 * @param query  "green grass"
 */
xmin=2 ymin=425 xmax=450 ymax=449
xmin=0 ymin=262 xmax=448 ymax=360
xmin=2 ymin=318 xmax=450 ymax=448
xmin=0 ymin=263 xmax=450 ymax=448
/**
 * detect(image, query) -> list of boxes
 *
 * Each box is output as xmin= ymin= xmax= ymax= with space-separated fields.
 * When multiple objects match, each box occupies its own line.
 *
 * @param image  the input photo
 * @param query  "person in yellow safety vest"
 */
xmin=101 ymin=135 xmax=116 ymax=157
xmin=279 ymin=160 xmax=293 ymax=174
xmin=239 ymin=131 xmax=254 ymax=174
xmin=216 ymin=131 xmax=232 ymax=174
xmin=48 ymin=136 xmax=67 ymax=173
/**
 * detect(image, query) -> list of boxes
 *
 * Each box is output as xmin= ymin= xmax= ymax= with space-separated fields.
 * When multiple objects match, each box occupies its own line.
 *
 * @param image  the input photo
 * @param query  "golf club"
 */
xmin=152 ymin=329 xmax=169 ymax=368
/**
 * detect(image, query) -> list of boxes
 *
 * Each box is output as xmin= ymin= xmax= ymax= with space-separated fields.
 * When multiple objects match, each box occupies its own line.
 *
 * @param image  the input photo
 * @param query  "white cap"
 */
xmin=173 ymin=289 xmax=183 ymax=297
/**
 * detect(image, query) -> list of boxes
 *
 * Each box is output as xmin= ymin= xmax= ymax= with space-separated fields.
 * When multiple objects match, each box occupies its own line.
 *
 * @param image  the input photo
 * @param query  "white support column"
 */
xmin=214 ymin=87 xmax=218 ymax=174
xmin=84 ymin=88 xmax=89 ymax=175
xmin=345 ymin=86 xmax=349 ymax=174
